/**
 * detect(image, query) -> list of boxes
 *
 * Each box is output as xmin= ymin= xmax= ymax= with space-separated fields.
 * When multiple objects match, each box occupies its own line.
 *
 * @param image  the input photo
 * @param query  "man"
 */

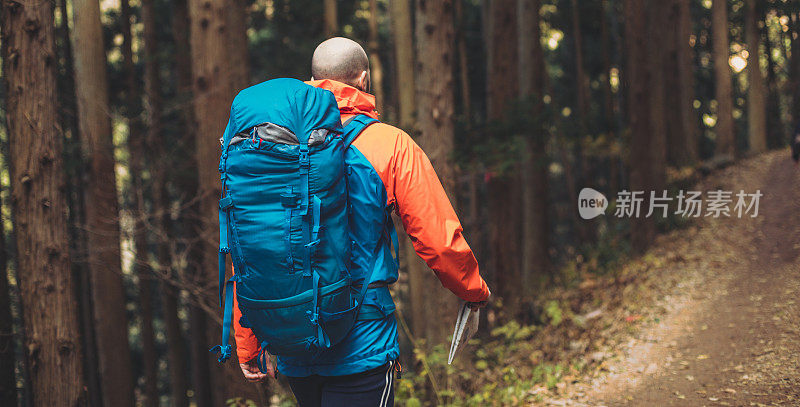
xmin=234 ymin=37 xmax=490 ymax=406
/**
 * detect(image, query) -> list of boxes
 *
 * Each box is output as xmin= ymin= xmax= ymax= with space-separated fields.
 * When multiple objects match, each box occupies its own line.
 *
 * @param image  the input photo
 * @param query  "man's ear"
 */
xmin=357 ymin=71 xmax=368 ymax=92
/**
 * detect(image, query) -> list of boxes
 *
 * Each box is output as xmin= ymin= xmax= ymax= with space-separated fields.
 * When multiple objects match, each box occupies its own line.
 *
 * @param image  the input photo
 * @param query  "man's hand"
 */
xmin=468 ymin=289 xmax=491 ymax=311
xmin=240 ymin=356 xmax=275 ymax=382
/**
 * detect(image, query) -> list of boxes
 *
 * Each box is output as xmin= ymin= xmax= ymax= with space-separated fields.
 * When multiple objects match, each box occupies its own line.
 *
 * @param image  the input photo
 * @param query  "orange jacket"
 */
xmin=233 ymin=79 xmax=490 ymax=362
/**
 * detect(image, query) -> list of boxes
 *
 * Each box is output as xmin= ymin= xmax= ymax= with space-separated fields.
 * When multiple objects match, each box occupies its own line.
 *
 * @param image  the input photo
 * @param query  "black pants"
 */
xmin=286 ymin=361 xmax=395 ymax=407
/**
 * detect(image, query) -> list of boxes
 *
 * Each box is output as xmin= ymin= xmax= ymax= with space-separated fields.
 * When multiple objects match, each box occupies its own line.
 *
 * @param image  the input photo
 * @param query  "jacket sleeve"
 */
xmin=391 ymin=131 xmax=490 ymax=303
xmin=232 ymin=266 xmax=259 ymax=362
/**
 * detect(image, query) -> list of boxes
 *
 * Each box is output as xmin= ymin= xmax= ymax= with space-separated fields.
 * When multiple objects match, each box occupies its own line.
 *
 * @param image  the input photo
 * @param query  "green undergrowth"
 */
xmin=393 ymin=319 xmax=585 ymax=407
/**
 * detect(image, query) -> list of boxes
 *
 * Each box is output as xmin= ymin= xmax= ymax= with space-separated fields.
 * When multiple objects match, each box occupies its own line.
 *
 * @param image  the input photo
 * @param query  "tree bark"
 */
xmin=142 ymin=1 xmax=191 ymax=405
xmin=56 ymin=1 xmax=102 ymax=402
xmin=486 ymin=0 xmax=518 ymax=122
xmin=455 ymin=0 xmax=472 ymax=124
xmin=414 ymin=0 xmax=460 ymax=343
xmin=455 ymin=0 xmax=483 ymax=273
xmin=187 ymin=0 xmax=263 ymax=404
xmin=368 ymin=0 xmax=386 ymax=115
xmin=2 ymin=1 xmax=87 ymax=404
xmin=712 ymin=0 xmax=736 ymax=157
xmin=624 ymin=0 xmax=657 ymax=252
xmin=664 ymin=0 xmax=682 ymax=165
xmin=676 ymin=0 xmax=698 ymax=164
xmin=568 ymin=0 xmax=597 ymax=244
xmin=227 ymin=0 xmax=251 ymax=93
xmin=486 ymin=0 xmax=522 ymax=313
xmin=746 ymin=0 xmax=768 ymax=154
xmin=517 ymin=0 xmax=550 ymax=291
xmin=171 ymin=1 xmax=215 ymax=405
xmin=0 ymin=176 xmax=16 ymax=407
xmin=71 ymin=0 xmax=136 ymax=405
xmin=647 ymin=1 xmax=667 ymax=194
xmin=600 ymin=0 xmax=620 ymax=193
xmin=390 ymin=0 xmax=428 ymax=344
xmin=570 ymin=0 xmax=589 ymax=124
xmin=173 ymin=0 xmax=194 ymax=116
xmin=119 ymin=1 xmax=160 ymax=405
xmin=762 ymin=8 xmax=783 ymax=149
xmin=390 ymin=0 xmax=415 ymax=130
xmin=790 ymin=10 xmax=800 ymax=127
xmin=188 ymin=1 xmax=231 ymax=404
xmin=324 ymin=0 xmax=338 ymax=37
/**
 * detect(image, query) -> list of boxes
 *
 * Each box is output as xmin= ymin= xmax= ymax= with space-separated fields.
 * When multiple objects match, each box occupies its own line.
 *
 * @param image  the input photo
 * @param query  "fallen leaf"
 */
xmin=625 ymin=315 xmax=643 ymax=323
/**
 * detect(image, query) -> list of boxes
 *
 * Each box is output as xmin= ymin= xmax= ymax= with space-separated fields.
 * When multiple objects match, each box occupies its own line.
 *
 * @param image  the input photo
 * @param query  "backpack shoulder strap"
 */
xmin=342 ymin=114 xmax=379 ymax=148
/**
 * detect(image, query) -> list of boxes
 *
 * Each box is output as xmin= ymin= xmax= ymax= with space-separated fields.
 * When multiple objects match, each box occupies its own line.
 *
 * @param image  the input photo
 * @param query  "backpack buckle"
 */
xmin=299 ymin=146 xmax=310 ymax=167
xmin=209 ymin=344 xmax=231 ymax=363
xmin=219 ymin=196 xmax=234 ymax=210
xmin=280 ymin=192 xmax=300 ymax=207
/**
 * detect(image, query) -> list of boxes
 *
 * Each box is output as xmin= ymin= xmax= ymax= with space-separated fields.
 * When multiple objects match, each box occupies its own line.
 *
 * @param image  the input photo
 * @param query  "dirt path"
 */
xmin=562 ymin=151 xmax=800 ymax=406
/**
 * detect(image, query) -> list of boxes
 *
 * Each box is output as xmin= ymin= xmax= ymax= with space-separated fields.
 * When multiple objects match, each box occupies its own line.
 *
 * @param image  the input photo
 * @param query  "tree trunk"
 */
xmin=324 ymin=0 xmax=338 ymax=37
xmin=647 ymin=1 xmax=667 ymax=193
xmin=600 ymin=0 xmax=620 ymax=193
xmin=518 ymin=0 xmax=549 ymax=293
xmin=119 ymin=1 xmax=160 ymax=405
xmin=2 ymin=1 xmax=87 ymax=404
xmin=455 ymin=0 xmax=483 ymax=273
xmin=569 ymin=0 xmax=598 ymax=244
xmin=188 ymin=1 xmax=232 ymax=404
xmin=664 ymin=0 xmax=682 ymax=165
xmin=414 ymin=0 xmax=460 ymax=343
xmin=712 ymin=0 xmax=736 ymax=158
xmin=56 ymin=0 xmax=103 ymax=402
xmin=790 ymin=11 xmax=800 ymax=127
xmin=0 ymin=178 xmax=15 ymax=407
xmin=390 ymin=0 xmax=415 ymax=130
xmin=624 ymin=0 xmax=656 ymax=252
xmin=172 ymin=1 xmax=215 ymax=405
xmin=390 ymin=0 xmax=428 ymax=344
xmin=227 ymin=0 xmax=251 ymax=93
xmin=746 ymin=0 xmax=767 ymax=154
xmin=187 ymin=1 xmax=263 ymax=404
xmin=486 ymin=0 xmax=518 ymax=122
xmin=455 ymin=0 xmax=472 ymax=124
xmin=570 ymin=0 xmax=589 ymax=124
xmin=676 ymin=0 xmax=698 ymax=164
xmin=72 ymin=1 xmax=136 ymax=405
xmin=368 ymin=0 xmax=386 ymax=115
xmin=141 ymin=1 xmax=190 ymax=405
xmin=486 ymin=0 xmax=522 ymax=313
xmin=173 ymin=0 xmax=194 ymax=116
xmin=762 ymin=8 xmax=784 ymax=149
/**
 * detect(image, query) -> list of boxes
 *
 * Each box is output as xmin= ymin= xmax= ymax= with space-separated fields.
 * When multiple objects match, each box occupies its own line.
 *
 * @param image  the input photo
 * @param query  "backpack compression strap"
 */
xmin=341 ymin=115 xmax=401 ymax=320
xmin=342 ymin=114 xmax=379 ymax=148
xmin=211 ymin=144 xmax=237 ymax=363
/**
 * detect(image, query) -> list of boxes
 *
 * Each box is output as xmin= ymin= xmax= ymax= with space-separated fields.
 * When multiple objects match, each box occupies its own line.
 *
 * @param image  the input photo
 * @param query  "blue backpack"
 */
xmin=210 ymin=79 xmax=395 ymax=369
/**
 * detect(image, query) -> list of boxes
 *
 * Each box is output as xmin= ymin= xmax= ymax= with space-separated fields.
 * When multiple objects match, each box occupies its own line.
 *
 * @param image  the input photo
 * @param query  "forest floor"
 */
xmin=541 ymin=150 xmax=800 ymax=406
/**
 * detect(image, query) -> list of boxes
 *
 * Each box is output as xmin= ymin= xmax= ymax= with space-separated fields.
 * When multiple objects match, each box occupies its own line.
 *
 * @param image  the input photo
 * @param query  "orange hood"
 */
xmin=306 ymin=79 xmax=379 ymax=120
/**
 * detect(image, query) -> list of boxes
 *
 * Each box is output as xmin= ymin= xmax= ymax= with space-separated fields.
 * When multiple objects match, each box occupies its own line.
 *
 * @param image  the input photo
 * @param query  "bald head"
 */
xmin=311 ymin=37 xmax=370 ymax=90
